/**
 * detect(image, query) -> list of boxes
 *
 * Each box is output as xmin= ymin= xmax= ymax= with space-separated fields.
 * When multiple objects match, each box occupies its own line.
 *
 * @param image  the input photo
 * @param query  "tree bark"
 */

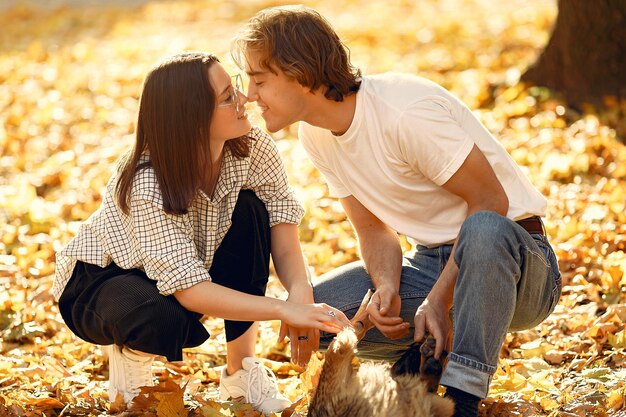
xmin=521 ymin=0 xmax=626 ymax=108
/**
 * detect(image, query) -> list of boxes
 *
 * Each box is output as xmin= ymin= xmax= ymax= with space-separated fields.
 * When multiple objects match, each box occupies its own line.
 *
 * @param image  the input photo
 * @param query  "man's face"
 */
xmin=244 ymin=49 xmax=310 ymax=133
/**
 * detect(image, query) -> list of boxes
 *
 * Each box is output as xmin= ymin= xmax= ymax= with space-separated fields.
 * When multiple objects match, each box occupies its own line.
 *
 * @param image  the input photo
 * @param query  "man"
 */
xmin=233 ymin=6 xmax=561 ymax=417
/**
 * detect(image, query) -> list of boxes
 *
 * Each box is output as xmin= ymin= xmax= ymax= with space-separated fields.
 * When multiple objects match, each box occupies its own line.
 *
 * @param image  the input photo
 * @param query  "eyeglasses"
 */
xmin=217 ymin=74 xmax=244 ymax=113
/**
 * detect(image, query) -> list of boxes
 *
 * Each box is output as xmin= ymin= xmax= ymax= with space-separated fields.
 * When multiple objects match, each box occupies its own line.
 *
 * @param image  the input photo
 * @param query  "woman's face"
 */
xmin=209 ymin=63 xmax=251 ymax=143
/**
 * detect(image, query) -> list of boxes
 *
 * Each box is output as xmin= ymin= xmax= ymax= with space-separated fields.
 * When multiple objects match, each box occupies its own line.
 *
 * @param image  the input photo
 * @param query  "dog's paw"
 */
xmin=330 ymin=328 xmax=358 ymax=357
xmin=419 ymin=338 xmax=448 ymax=393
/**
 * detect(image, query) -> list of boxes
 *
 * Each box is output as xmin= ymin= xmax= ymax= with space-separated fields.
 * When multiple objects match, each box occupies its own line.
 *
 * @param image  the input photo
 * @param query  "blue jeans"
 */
xmin=313 ymin=211 xmax=561 ymax=398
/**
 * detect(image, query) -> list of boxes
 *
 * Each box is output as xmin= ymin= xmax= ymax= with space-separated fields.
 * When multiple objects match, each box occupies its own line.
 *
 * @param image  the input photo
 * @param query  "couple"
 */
xmin=53 ymin=6 xmax=561 ymax=417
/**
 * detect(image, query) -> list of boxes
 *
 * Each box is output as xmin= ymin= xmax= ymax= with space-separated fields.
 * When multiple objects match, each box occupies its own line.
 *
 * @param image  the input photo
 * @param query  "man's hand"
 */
xmin=413 ymin=297 xmax=452 ymax=360
xmin=340 ymin=196 xmax=407 ymax=339
xmin=367 ymin=285 xmax=410 ymax=339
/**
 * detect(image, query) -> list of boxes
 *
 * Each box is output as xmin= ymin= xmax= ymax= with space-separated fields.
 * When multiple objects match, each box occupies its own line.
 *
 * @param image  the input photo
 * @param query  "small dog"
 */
xmin=309 ymin=290 xmax=454 ymax=417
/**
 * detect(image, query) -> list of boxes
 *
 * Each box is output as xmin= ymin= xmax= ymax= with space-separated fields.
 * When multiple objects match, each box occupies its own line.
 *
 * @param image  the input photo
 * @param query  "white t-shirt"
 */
xmin=299 ymin=73 xmax=546 ymax=247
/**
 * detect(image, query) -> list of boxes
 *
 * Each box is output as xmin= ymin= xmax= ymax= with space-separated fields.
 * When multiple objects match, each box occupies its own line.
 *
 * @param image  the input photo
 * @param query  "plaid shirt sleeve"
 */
xmin=130 ymin=178 xmax=211 ymax=296
xmin=245 ymin=128 xmax=305 ymax=226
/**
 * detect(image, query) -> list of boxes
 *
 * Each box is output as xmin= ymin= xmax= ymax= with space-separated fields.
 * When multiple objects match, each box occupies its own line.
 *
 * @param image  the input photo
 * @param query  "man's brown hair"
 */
xmin=233 ymin=5 xmax=361 ymax=102
xmin=116 ymin=51 xmax=250 ymax=215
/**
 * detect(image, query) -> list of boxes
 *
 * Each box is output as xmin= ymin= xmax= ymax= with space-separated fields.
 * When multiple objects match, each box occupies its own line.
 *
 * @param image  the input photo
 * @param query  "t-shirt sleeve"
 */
xmin=298 ymin=122 xmax=351 ymax=198
xmin=396 ymin=96 xmax=474 ymax=186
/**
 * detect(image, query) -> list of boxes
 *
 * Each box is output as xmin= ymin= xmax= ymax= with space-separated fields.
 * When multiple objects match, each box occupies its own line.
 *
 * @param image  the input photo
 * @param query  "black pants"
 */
xmin=58 ymin=190 xmax=271 ymax=361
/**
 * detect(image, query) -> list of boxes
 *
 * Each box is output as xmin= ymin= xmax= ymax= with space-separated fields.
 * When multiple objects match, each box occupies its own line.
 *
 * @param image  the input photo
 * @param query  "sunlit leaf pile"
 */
xmin=1 ymin=0 xmax=625 ymax=416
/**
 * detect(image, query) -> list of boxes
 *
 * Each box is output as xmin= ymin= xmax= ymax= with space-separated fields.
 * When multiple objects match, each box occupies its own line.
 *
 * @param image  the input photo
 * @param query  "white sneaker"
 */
xmin=219 ymin=357 xmax=291 ymax=415
xmin=106 ymin=345 xmax=155 ymax=404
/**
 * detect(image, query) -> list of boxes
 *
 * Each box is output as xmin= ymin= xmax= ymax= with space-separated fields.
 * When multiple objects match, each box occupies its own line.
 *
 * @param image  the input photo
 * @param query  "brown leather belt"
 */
xmin=515 ymin=216 xmax=545 ymax=235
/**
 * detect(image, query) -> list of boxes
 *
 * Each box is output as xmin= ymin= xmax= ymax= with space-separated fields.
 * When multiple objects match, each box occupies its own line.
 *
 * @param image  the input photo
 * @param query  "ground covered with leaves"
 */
xmin=1 ymin=0 xmax=625 ymax=416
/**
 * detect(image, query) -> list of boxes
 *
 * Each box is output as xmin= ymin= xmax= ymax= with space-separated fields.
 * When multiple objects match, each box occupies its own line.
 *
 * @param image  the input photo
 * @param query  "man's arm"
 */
xmin=341 ymin=195 xmax=410 ymax=339
xmin=414 ymin=144 xmax=509 ymax=358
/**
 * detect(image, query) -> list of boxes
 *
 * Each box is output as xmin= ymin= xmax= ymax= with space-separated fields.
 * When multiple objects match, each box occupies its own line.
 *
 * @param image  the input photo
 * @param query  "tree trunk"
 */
xmin=521 ymin=0 xmax=626 ymax=108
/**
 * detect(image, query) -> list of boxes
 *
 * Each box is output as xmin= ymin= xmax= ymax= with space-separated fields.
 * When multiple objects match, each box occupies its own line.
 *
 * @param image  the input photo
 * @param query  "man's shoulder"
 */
xmin=361 ymin=73 xmax=446 ymax=111
xmin=364 ymin=73 xmax=441 ymax=93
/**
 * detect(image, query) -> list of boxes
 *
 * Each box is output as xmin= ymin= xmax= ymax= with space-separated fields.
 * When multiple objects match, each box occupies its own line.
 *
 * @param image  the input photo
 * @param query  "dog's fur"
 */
xmin=308 ymin=291 xmax=454 ymax=417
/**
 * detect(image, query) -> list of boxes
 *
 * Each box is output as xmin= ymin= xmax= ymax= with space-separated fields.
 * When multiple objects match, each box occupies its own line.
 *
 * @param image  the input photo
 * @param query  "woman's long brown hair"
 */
xmin=116 ymin=52 xmax=249 ymax=215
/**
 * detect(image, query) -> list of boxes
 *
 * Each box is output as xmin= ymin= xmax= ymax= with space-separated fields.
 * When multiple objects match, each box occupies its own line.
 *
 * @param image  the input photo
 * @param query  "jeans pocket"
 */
xmin=534 ymin=236 xmax=562 ymax=312
xmin=546 ymin=251 xmax=562 ymax=314
xmin=510 ymin=238 xmax=560 ymax=331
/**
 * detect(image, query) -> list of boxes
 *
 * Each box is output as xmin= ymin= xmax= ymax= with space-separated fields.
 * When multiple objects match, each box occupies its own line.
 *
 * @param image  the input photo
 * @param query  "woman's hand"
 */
xmin=278 ymin=285 xmax=350 ymax=366
xmin=278 ymin=286 xmax=352 ymax=367
xmin=279 ymin=302 xmax=351 ymax=333
xmin=278 ymin=285 xmax=318 ymax=367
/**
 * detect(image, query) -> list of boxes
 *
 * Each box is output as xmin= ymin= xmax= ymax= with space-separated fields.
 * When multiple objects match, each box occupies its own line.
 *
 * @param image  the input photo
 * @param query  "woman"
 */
xmin=52 ymin=51 xmax=350 ymax=415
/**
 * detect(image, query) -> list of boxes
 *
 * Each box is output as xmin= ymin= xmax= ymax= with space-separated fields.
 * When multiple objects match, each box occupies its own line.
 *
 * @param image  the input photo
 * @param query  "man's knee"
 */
xmin=458 ymin=211 xmax=513 ymax=248
xmin=454 ymin=211 xmax=522 ymax=279
xmin=461 ymin=211 xmax=509 ymax=236
xmin=313 ymin=261 xmax=371 ymax=306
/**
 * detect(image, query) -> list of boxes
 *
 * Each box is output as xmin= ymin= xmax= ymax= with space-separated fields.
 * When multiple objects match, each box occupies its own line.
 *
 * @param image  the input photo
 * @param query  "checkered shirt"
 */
xmin=53 ymin=127 xmax=305 ymax=300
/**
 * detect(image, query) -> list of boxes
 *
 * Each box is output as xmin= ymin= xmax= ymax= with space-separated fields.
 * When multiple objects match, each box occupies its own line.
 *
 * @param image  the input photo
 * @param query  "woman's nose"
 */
xmin=237 ymin=90 xmax=248 ymax=105
xmin=246 ymin=82 xmax=258 ymax=101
